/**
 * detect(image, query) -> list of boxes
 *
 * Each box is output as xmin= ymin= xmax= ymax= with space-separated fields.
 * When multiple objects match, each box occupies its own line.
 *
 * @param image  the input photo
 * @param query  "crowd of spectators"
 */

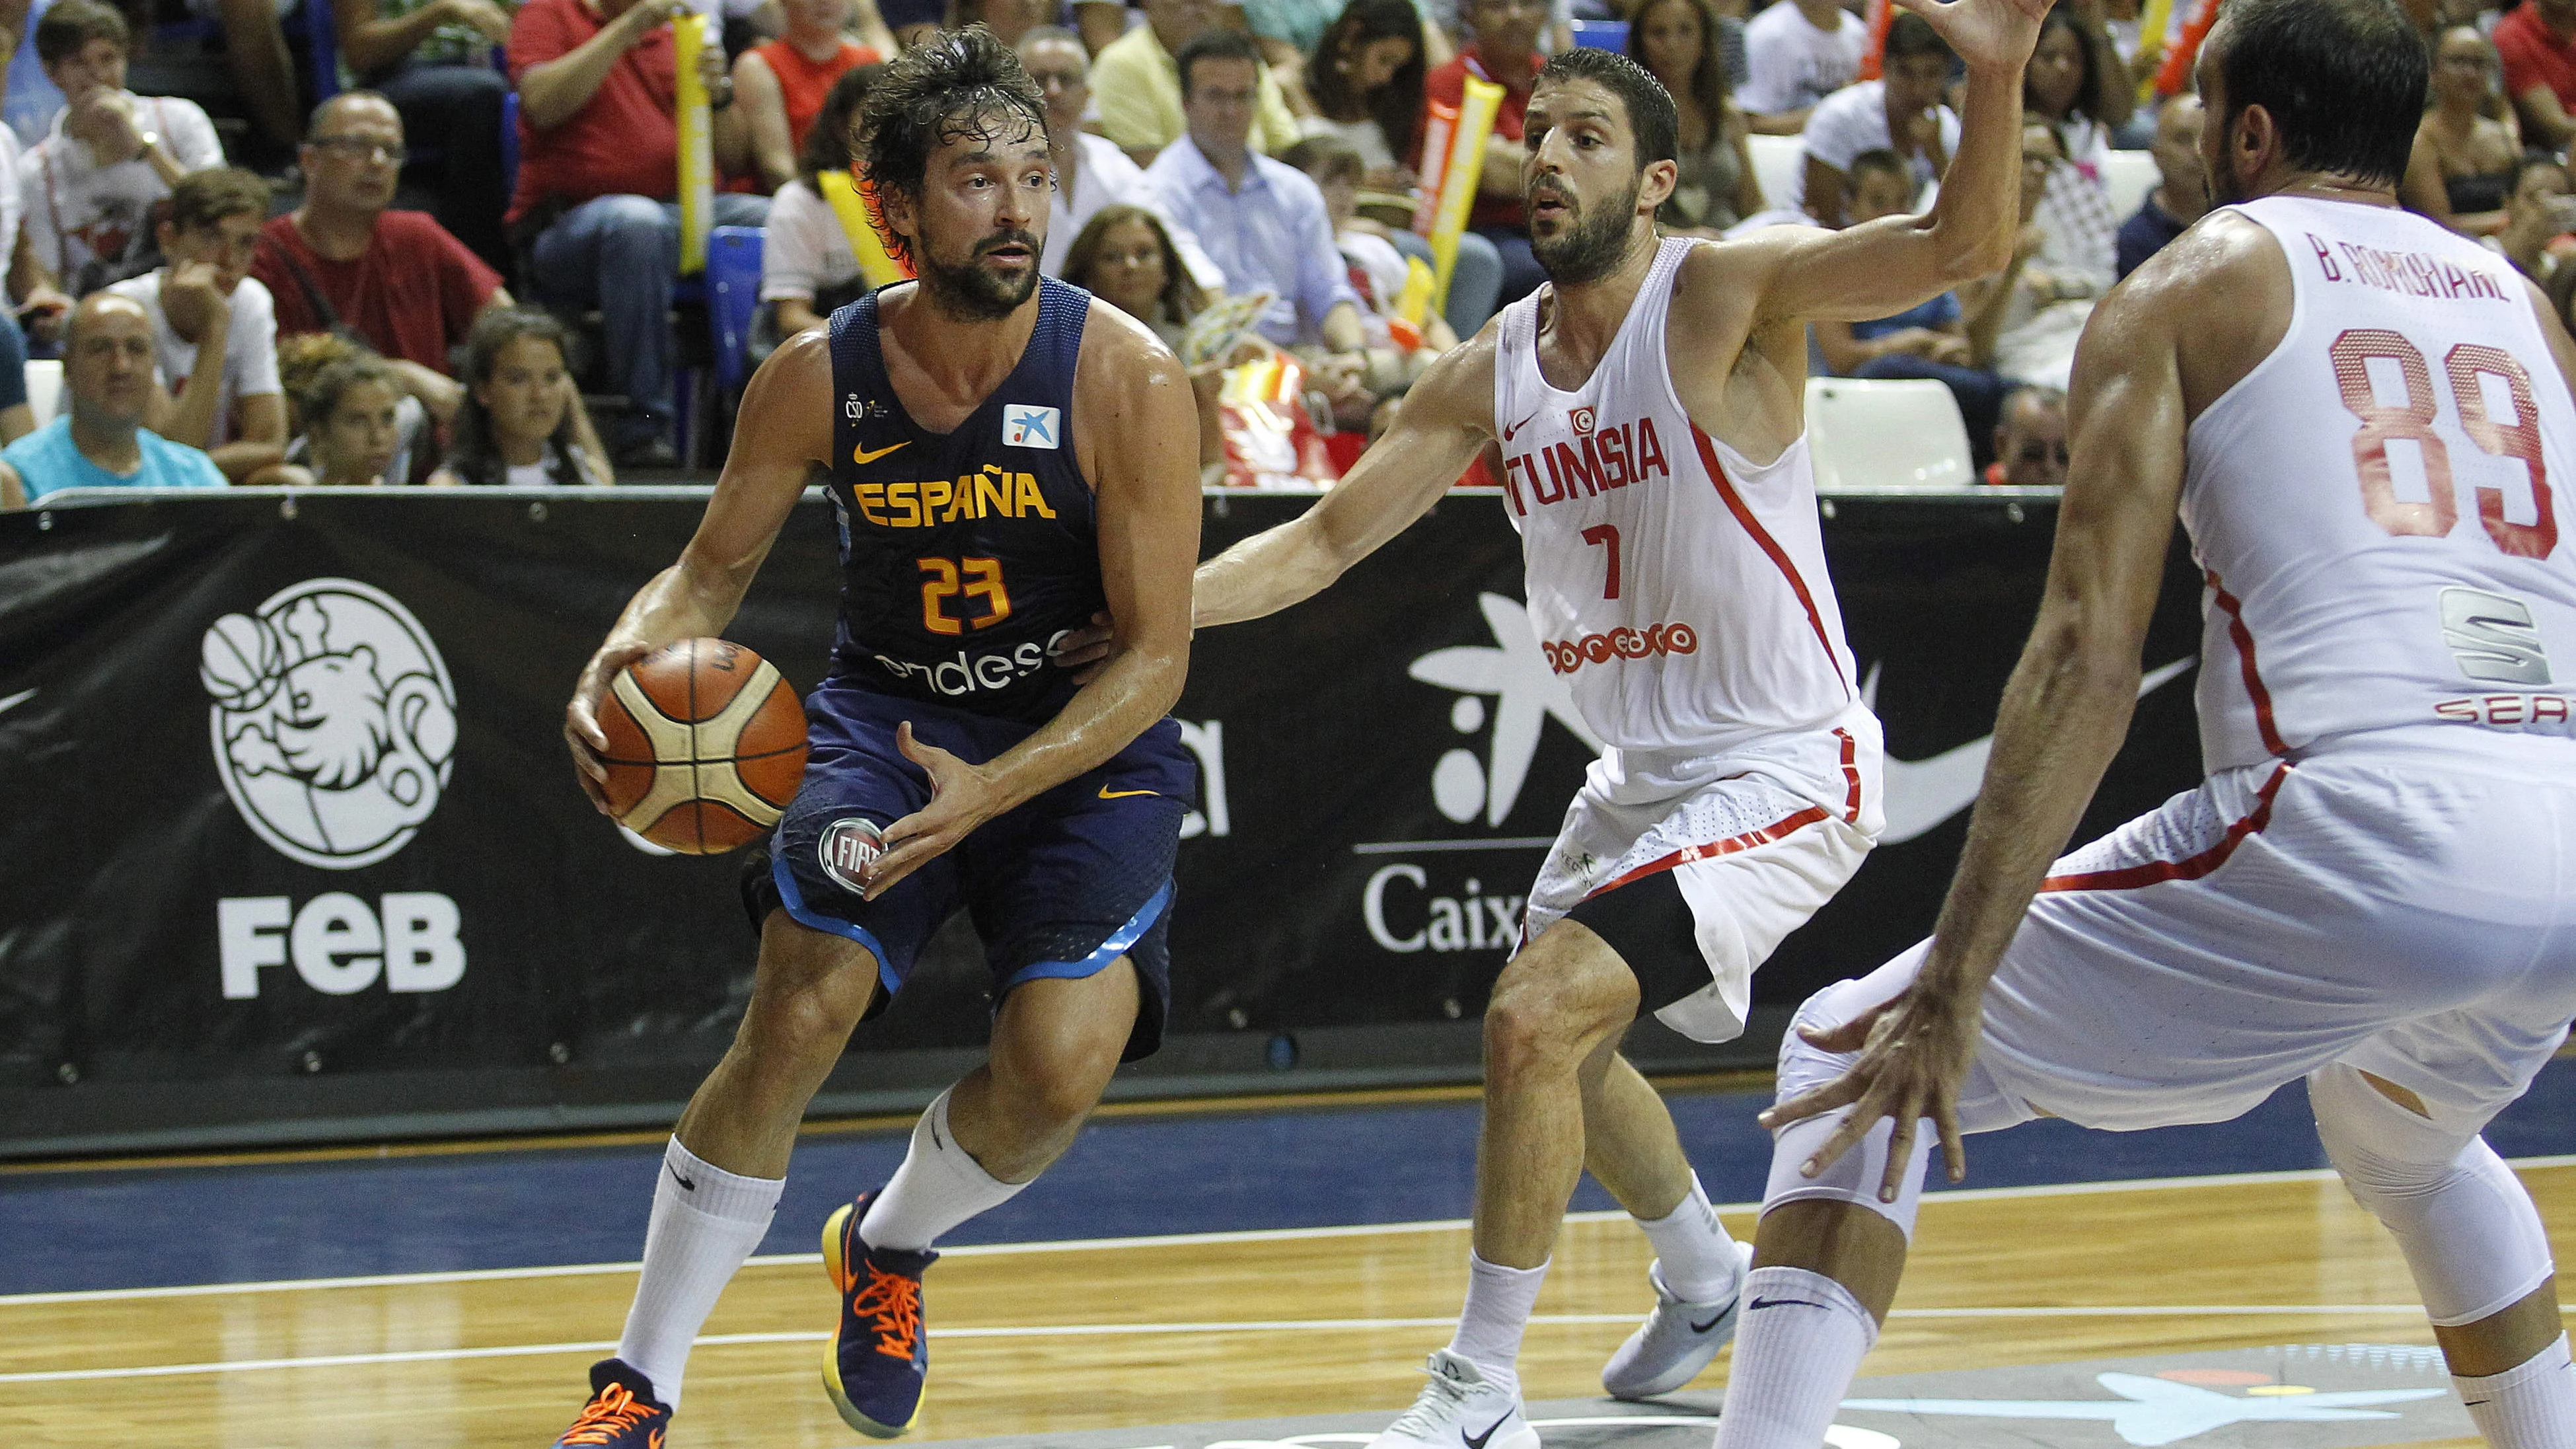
xmin=2 ymin=0 xmax=2572 ymax=505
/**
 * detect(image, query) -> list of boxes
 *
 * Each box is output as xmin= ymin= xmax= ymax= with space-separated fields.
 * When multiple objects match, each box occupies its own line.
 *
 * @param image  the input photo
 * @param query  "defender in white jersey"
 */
xmin=1158 ymin=0 xmax=2045 ymax=1440
xmin=1718 ymin=3 xmax=2576 ymax=1447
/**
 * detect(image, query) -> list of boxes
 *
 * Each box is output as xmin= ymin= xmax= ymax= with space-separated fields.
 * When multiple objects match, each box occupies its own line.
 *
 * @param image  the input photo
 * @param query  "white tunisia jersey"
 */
xmin=2186 ymin=196 xmax=2576 ymax=770
xmin=1493 ymin=237 xmax=1860 ymax=756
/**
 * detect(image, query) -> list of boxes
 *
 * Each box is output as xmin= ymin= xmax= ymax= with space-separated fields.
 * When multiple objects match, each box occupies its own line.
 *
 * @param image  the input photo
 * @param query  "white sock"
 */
xmin=1447 ymin=1251 xmax=1549 ymax=1399
xmin=1636 ymin=1171 xmax=1741 ymax=1303
xmin=1711 ymin=1267 xmax=1879 ymax=1449
xmin=615 ymin=1136 xmax=783 ymax=1409
xmin=2455 ymin=1331 xmax=2576 ymax=1448
xmin=858 ymin=1088 xmax=1029 ymax=1251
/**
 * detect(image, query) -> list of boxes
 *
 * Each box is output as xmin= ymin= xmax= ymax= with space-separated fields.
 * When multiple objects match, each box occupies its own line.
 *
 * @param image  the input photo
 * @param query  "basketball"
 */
xmin=594 ymin=638 xmax=809 ymax=854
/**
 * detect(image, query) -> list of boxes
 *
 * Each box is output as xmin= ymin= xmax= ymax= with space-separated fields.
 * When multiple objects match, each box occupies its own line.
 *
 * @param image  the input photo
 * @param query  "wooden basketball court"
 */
xmin=9 ymin=1141 xmax=2562 ymax=1448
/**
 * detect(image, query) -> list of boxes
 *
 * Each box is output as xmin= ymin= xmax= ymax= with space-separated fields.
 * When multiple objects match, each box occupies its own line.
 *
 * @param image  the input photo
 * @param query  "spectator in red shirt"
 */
xmin=1418 ymin=0 xmax=1546 ymax=313
xmin=250 ymin=93 xmax=507 ymax=432
xmin=2495 ymin=0 xmax=2576 ymax=151
xmin=510 ymin=0 xmax=766 ymax=465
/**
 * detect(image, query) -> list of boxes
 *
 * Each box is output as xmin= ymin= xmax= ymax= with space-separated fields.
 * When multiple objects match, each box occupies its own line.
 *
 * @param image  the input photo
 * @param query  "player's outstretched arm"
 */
xmin=1193 ymin=332 xmax=1498 ymax=628
xmin=860 ymin=306 xmax=1203 ymax=898
xmin=1740 ymin=0 xmax=2045 ymax=328
xmin=563 ymin=332 xmax=833 ymax=813
xmin=1760 ymin=238 xmax=2198 ymax=1195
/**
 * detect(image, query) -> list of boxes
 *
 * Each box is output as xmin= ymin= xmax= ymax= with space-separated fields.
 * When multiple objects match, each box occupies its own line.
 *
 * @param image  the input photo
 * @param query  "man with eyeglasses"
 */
xmin=1982 ymin=383 xmax=2067 ymax=488
xmin=250 ymin=92 xmax=513 ymax=432
xmin=1016 ymin=26 xmax=1217 ymax=287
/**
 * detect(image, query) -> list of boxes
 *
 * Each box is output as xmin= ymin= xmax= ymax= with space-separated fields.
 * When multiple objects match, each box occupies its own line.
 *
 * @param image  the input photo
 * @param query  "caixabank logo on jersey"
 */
xmin=198 ymin=578 xmax=468 ymax=1000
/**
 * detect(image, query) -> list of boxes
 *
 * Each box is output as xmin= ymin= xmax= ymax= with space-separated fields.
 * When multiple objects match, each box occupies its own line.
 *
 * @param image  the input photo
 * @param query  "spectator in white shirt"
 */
xmin=15 ymin=0 xmax=222 ymax=307
xmin=1736 ymin=0 xmax=1866 ymax=132
xmin=1015 ymin=26 xmax=1219 ymax=286
xmin=104 ymin=167 xmax=293 ymax=484
xmin=1797 ymin=11 xmax=1957 ymax=227
xmin=760 ymin=63 xmax=888 ymax=344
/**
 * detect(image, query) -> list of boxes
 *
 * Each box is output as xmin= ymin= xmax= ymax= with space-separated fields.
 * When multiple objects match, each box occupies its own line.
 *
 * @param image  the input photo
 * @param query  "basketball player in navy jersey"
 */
xmin=546 ymin=29 xmax=1201 ymax=1448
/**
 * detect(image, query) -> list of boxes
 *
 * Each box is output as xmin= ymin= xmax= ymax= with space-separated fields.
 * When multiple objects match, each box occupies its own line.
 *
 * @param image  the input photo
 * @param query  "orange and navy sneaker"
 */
xmin=550 ymin=1358 xmax=670 ymax=1448
xmin=821 ymin=1190 xmax=938 ymax=1438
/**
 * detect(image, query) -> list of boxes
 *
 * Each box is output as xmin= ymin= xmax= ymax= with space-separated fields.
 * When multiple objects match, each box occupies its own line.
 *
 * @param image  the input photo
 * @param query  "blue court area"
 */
xmin=7 ymin=1060 xmax=2575 ymax=1298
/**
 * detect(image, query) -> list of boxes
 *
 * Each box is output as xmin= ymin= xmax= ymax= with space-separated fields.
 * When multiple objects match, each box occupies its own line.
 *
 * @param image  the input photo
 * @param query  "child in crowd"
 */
xmin=108 ymin=166 xmax=290 ymax=482
xmin=294 ymin=353 xmax=408 ymax=488
xmin=432 ymin=307 xmax=612 ymax=487
xmin=279 ymin=332 xmax=427 ymax=485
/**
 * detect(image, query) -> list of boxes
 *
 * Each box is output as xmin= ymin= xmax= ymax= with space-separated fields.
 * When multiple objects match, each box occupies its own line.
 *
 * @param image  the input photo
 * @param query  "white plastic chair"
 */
xmin=1746 ymin=133 xmax=1807 ymax=216
xmin=24 ymin=358 xmax=61 ymax=426
xmin=2100 ymin=149 xmax=2159 ymax=227
xmin=1804 ymin=377 xmax=1974 ymax=490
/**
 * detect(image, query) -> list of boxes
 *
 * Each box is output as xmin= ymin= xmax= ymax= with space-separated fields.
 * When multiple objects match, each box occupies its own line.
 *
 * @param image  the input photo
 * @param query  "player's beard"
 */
xmin=1529 ymin=175 xmax=1642 ymax=287
xmin=920 ymin=230 xmax=1045 ymax=321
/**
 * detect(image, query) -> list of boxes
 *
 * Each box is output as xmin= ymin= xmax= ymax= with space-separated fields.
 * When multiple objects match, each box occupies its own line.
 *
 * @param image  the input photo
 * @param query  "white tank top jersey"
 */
xmin=2187 ymin=196 xmax=2576 ymax=770
xmin=1492 ymin=237 xmax=1862 ymax=759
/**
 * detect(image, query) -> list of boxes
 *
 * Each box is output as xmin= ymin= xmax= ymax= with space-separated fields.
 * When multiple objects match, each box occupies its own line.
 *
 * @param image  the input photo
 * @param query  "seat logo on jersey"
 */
xmin=817 ymin=817 xmax=886 ymax=894
xmin=2439 ymin=587 xmax=2552 ymax=685
xmin=1004 ymin=405 xmax=1060 ymax=449
xmin=853 ymin=466 xmax=1060 ymax=529
xmin=1500 ymin=414 xmax=1670 ymax=517
xmin=1541 ymin=621 xmax=1699 ymax=676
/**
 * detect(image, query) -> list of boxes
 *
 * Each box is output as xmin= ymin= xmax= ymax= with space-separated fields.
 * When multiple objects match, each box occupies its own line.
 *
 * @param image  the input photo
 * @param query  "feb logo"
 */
xmin=818 ymin=817 xmax=887 ymax=894
xmin=200 ymin=579 xmax=459 ymax=870
xmin=1570 ymin=406 xmax=1596 ymax=435
xmin=1004 ymin=404 xmax=1060 ymax=449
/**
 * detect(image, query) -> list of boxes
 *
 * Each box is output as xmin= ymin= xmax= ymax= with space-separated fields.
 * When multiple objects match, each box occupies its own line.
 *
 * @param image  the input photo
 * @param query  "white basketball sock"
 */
xmin=1446 ymin=1251 xmax=1549 ymax=1399
xmin=616 ymin=1136 xmax=783 ymax=1409
xmin=2455 ymin=1332 xmax=2576 ymax=1448
xmin=1635 ymin=1171 xmax=1741 ymax=1303
xmin=1711 ymin=1267 xmax=1879 ymax=1449
xmin=858 ymin=1088 xmax=1029 ymax=1251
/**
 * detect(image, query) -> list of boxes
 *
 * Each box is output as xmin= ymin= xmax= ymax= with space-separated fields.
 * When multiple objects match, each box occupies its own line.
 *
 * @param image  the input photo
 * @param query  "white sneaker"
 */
xmin=1368 ymin=1349 xmax=1541 ymax=1449
xmin=1599 ymin=1240 xmax=1755 ymax=1399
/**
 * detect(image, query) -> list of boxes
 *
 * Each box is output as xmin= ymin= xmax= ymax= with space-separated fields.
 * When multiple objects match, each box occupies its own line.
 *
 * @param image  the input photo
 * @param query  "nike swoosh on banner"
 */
xmin=1870 ymin=657 xmax=2195 ymax=845
xmin=1098 ymin=787 xmax=1158 ymax=799
xmin=852 ymin=441 xmax=910 ymax=464
xmin=1463 ymin=1413 xmax=1515 ymax=1449
xmin=0 ymin=688 xmax=32 ymax=718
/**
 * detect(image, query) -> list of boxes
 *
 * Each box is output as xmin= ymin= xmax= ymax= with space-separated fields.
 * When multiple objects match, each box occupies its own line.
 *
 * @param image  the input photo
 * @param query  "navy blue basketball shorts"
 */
xmin=741 ymin=678 xmax=1196 ymax=1061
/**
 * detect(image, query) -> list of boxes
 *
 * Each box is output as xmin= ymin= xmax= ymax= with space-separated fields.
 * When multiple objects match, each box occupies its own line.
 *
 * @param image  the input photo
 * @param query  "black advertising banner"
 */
xmin=0 ymin=489 xmax=2204 ymax=1155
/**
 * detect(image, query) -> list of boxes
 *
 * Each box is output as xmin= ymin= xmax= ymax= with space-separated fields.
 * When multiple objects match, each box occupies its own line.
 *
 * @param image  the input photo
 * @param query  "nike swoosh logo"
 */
xmin=0 ymin=688 xmax=32 ymax=718
xmin=852 ymin=440 xmax=910 ymax=464
xmin=1463 ymin=1412 xmax=1516 ymax=1449
xmin=1500 ymin=409 xmax=1541 ymax=442
xmin=1688 ymin=1313 xmax=1727 ymax=1333
xmin=1748 ymin=1296 xmax=1830 ymax=1310
xmin=1098 ymin=786 xmax=1158 ymax=799
xmin=669 ymin=1163 xmax=697 ymax=1191
xmin=1868 ymin=657 xmax=2195 ymax=845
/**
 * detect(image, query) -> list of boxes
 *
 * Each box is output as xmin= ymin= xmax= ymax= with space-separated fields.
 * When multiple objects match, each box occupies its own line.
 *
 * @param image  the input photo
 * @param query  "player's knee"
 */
xmin=1482 ymin=974 xmax=1602 ymax=1080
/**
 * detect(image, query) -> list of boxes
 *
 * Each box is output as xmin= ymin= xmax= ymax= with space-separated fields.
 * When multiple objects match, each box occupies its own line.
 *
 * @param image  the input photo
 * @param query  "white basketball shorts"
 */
xmin=1521 ymin=708 xmax=1884 ymax=1045
xmin=1795 ymin=733 xmax=2576 ymax=1139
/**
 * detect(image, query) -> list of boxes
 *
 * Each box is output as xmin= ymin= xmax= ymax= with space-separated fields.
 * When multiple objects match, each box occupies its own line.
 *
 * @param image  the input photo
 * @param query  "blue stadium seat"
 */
xmin=706 ymin=225 xmax=764 ymax=396
xmin=1568 ymin=19 xmax=1627 ymax=49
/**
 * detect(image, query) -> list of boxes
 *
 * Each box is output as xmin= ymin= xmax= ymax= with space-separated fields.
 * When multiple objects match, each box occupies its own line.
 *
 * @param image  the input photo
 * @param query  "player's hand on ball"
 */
xmin=1757 ymin=985 xmax=1979 ymax=1201
xmin=1049 ymin=610 xmax=1117 ymax=683
xmin=565 ymin=641 xmax=655 ymax=814
xmin=865 ymin=722 xmax=1000 ymax=899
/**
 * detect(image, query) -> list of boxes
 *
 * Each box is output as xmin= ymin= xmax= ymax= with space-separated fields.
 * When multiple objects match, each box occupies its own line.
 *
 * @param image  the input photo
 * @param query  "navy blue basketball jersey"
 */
xmin=825 ymin=278 xmax=1104 ymax=722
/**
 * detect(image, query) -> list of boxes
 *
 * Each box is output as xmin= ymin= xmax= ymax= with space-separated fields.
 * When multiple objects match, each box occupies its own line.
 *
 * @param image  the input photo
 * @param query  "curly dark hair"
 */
xmin=1305 ymin=0 xmax=1428 ymax=165
xmin=858 ymin=24 xmax=1047 ymax=264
